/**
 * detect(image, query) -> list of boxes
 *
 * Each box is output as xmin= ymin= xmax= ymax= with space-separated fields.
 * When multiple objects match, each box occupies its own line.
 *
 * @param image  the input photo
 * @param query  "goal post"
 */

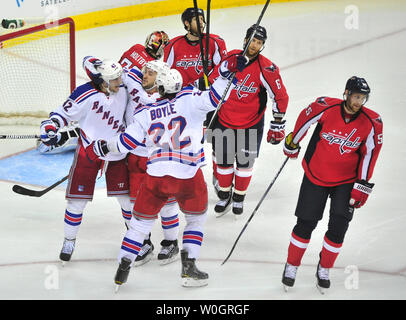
xmin=0 ymin=17 xmax=76 ymax=125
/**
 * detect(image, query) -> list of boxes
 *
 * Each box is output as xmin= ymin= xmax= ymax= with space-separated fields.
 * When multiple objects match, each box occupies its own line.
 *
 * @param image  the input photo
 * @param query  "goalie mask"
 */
xmin=145 ymin=31 xmax=170 ymax=59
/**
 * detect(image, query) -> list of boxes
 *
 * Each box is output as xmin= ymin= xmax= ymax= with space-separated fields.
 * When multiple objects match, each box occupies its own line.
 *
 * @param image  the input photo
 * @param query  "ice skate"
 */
xmin=316 ymin=262 xmax=330 ymax=294
xmin=215 ymin=190 xmax=232 ymax=218
xmin=133 ymin=235 xmax=154 ymax=267
xmin=180 ymin=250 xmax=208 ymax=287
xmin=281 ymin=263 xmax=298 ymax=292
xmin=114 ymin=257 xmax=132 ymax=293
xmin=158 ymin=239 xmax=179 ymax=265
xmin=232 ymin=192 xmax=245 ymax=216
xmin=59 ymin=238 xmax=76 ymax=265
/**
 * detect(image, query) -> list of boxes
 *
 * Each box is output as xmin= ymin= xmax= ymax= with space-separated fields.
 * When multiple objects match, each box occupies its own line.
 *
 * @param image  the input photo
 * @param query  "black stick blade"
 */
xmin=12 ymin=184 xmax=43 ymax=197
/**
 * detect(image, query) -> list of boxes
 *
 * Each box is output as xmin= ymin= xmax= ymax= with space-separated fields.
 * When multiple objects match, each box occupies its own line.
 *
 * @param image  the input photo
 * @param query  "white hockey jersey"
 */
xmin=49 ymin=79 xmax=128 ymax=161
xmin=122 ymin=68 xmax=160 ymax=157
xmin=109 ymin=75 xmax=236 ymax=179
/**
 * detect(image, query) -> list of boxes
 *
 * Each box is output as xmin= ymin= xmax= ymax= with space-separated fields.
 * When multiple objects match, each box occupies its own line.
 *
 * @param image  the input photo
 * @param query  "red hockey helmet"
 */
xmin=145 ymin=31 xmax=170 ymax=59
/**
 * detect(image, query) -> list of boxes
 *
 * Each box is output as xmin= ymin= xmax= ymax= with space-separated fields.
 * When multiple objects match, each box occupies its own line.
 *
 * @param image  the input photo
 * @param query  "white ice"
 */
xmin=0 ymin=0 xmax=405 ymax=300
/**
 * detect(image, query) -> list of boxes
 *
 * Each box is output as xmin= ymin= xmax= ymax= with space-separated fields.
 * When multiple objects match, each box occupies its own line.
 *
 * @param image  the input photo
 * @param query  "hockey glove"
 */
xmin=83 ymin=56 xmax=103 ymax=85
xmin=350 ymin=179 xmax=374 ymax=208
xmin=267 ymin=120 xmax=286 ymax=145
xmin=40 ymin=119 xmax=60 ymax=146
xmin=219 ymin=55 xmax=248 ymax=79
xmin=283 ymin=132 xmax=300 ymax=159
xmin=86 ymin=140 xmax=109 ymax=161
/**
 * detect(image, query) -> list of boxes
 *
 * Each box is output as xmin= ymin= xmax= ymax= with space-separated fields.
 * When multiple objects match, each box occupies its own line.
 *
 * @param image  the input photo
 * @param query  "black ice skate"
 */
xmin=232 ymin=192 xmax=245 ymax=215
xmin=181 ymin=249 xmax=208 ymax=287
xmin=215 ymin=190 xmax=232 ymax=217
xmin=134 ymin=235 xmax=154 ymax=267
xmin=114 ymin=257 xmax=132 ymax=293
xmin=59 ymin=238 xmax=76 ymax=265
xmin=282 ymin=263 xmax=298 ymax=292
xmin=158 ymin=239 xmax=179 ymax=265
xmin=316 ymin=262 xmax=331 ymax=294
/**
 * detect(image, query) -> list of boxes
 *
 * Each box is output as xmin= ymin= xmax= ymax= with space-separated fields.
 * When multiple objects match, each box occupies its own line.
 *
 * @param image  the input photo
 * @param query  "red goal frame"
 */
xmin=0 ymin=17 xmax=76 ymax=92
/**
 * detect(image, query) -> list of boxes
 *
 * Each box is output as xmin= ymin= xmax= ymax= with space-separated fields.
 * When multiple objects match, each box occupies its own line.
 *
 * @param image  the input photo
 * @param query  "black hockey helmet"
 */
xmin=245 ymin=24 xmax=267 ymax=42
xmin=181 ymin=7 xmax=206 ymax=30
xmin=344 ymin=76 xmax=370 ymax=104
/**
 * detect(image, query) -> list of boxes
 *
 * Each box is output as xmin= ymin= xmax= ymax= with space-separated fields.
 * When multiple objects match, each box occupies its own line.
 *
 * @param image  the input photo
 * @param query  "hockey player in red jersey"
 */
xmin=164 ymin=7 xmax=228 ymax=90
xmin=209 ymin=25 xmax=289 ymax=216
xmin=281 ymin=76 xmax=383 ymax=293
xmin=119 ymin=30 xmax=169 ymax=71
xmin=164 ymin=7 xmax=228 ymax=196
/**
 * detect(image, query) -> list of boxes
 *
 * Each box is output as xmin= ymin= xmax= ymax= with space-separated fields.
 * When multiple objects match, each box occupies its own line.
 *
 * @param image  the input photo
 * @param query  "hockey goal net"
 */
xmin=0 ymin=17 xmax=75 ymax=125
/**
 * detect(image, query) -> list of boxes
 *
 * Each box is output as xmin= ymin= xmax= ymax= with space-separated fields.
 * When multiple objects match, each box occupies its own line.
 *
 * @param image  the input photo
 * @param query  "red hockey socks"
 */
xmin=287 ymin=232 xmax=310 ymax=266
xmin=234 ymin=167 xmax=253 ymax=194
xmin=216 ymin=165 xmax=234 ymax=190
xmin=320 ymin=235 xmax=342 ymax=268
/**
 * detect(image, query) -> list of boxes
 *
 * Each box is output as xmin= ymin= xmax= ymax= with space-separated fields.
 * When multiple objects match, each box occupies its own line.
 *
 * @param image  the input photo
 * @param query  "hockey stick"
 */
xmin=193 ymin=0 xmax=209 ymax=87
xmin=0 ymin=134 xmax=40 ymax=139
xmin=12 ymin=174 xmax=69 ymax=197
xmin=222 ymin=156 xmax=289 ymax=265
xmin=204 ymin=0 xmax=271 ymax=135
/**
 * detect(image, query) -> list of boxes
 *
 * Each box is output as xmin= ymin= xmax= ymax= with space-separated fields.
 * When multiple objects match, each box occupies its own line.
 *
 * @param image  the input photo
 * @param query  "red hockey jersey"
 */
xmin=212 ymin=50 xmax=289 ymax=129
xmin=163 ymin=34 xmax=227 ymax=86
xmin=120 ymin=44 xmax=154 ymax=71
xmin=291 ymin=97 xmax=383 ymax=186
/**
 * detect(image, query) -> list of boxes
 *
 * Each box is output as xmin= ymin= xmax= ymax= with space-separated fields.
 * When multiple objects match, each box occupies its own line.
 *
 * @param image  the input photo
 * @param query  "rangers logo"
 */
xmin=321 ymin=128 xmax=361 ymax=155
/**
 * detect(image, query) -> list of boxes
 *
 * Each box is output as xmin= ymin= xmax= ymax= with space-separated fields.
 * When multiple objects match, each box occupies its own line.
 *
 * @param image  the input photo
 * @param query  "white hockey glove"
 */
xmin=86 ymin=140 xmax=109 ymax=161
xmin=83 ymin=56 xmax=103 ymax=85
xmin=40 ymin=119 xmax=60 ymax=146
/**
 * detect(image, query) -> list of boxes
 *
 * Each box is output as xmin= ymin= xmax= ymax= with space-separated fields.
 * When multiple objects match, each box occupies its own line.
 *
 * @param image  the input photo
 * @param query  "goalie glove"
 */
xmin=267 ymin=120 xmax=286 ymax=145
xmin=350 ymin=179 xmax=374 ymax=208
xmin=83 ymin=56 xmax=103 ymax=85
xmin=40 ymin=119 xmax=60 ymax=146
xmin=86 ymin=140 xmax=109 ymax=161
xmin=283 ymin=132 xmax=300 ymax=159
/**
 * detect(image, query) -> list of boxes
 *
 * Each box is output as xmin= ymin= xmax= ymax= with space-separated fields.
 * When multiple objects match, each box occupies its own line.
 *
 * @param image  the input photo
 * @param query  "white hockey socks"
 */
xmin=116 ymin=195 xmax=133 ymax=229
xmin=182 ymin=212 xmax=207 ymax=260
xmin=64 ymin=200 xmax=88 ymax=240
xmin=118 ymin=217 xmax=155 ymax=264
xmin=159 ymin=199 xmax=180 ymax=241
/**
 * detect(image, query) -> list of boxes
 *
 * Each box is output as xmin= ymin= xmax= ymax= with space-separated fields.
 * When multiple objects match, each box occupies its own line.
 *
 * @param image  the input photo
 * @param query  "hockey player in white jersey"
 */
xmin=87 ymin=54 xmax=248 ymax=289
xmin=39 ymin=58 xmax=133 ymax=264
xmin=83 ymin=57 xmax=182 ymax=266
xmin=121 ymin=60 xmax=182 ymax=266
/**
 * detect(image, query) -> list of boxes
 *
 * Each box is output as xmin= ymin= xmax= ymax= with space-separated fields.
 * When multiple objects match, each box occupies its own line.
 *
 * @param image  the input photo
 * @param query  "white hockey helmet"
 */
xmin=156 ymin=69 xmax=183 ymax=95
xmin=97 ymin=59 xmax=123 ymax=82
xmin=142 ymin=60 xmax=170 ymax=75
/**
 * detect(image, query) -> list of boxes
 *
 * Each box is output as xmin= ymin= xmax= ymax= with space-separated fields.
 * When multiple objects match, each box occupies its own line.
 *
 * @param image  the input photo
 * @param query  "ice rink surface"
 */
xmin=0 ymin=0 xmax=405 ymax=301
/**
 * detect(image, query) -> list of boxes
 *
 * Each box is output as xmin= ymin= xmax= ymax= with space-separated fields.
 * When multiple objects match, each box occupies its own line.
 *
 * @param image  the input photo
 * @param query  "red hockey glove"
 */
xmin=86 ymin=140 xmax=109 ymax=161
xmin=350 ymin=180 xmax=374 ymax=208
xmin=283 ymin=132 xmax=300 ymax=159
xmin=267 ymin=120 xmax=286 ymax=145
xmin=40 ymin=119 xmax=60 ymax=146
